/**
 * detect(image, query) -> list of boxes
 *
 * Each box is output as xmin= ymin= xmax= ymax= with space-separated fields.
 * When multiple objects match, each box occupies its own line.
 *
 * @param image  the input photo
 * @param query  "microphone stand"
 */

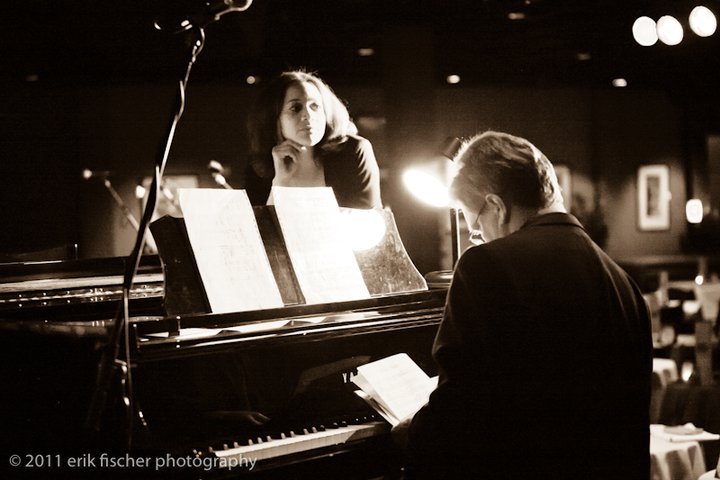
xmin=84 ymin=24 xmax=207 ymax=450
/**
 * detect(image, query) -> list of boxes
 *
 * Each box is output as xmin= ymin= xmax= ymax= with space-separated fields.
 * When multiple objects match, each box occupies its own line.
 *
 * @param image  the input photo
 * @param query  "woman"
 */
xmin=245 ymin=70 xmax=381 ymax=209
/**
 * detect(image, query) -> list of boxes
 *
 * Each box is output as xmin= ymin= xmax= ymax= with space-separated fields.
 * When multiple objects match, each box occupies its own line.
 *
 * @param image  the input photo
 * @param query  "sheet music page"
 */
xmin=178 ymin=188 xmax=284 ymax=313
xmin=271 ymin=187 xmax=370 ymax=304
xmin=352 ymin=353 xmax=437 ymax=426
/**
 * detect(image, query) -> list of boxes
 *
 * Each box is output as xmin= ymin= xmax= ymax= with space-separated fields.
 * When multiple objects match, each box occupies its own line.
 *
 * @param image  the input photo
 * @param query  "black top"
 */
xmin=244 ymin=134 xmax=381 ymax=209
xmin=406 ymin=213 xmax=652 ymax=480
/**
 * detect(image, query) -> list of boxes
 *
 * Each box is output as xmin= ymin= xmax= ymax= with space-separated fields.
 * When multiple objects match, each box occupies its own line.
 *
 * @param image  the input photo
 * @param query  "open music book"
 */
xmin=351 ymin=353 xmax=437 ymax=426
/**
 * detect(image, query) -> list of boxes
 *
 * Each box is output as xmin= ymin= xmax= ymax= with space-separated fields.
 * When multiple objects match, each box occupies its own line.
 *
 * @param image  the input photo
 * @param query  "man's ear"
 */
xmin=486 ymin=194 xmax=508 ymax=225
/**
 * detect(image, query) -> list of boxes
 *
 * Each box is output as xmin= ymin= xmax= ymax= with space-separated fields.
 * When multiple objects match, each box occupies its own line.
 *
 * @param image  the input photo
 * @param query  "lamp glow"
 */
xmin=135 ymin=185 xmax=147 ymax=199
xmin=403 ymin=169 xmax=450 ymax=207
xmin=689 ymin=6 xmax=717 ymax=37
xmin=657 ymin=15 xmax=684 ymax=45
xmin=686 ymin=198 xmax=704 ymax=224
xmin=339 ymin=208 xmax=387 ymax=251
xmin=633 ymin=16 xmax=659 ymax=46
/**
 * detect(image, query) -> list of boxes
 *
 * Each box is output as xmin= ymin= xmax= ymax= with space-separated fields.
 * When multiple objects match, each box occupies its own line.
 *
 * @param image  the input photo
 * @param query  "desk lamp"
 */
xmin=403 ymin=137 xmax=463 ymax=287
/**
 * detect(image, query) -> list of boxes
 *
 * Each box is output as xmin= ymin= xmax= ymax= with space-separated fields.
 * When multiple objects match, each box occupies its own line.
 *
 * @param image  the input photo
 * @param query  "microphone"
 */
xmin=208 ymin=160 xmax=233 ymax=189
xmin=82 ymin=169 xmax=112 ymax=180
xmin=154 ymin=0 xmax=254 ymax=32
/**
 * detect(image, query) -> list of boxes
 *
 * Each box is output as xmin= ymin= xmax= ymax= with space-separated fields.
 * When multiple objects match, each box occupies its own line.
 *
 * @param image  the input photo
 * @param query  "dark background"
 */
xmin=1 ymin=0 xmax=719 ymax=272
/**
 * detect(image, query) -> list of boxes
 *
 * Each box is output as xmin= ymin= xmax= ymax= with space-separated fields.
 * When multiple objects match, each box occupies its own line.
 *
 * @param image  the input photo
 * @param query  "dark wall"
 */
xmin=0 ymin=83 xmax=82 ymax=255
xmin=0 ymin=77 xmax=693 ymax=270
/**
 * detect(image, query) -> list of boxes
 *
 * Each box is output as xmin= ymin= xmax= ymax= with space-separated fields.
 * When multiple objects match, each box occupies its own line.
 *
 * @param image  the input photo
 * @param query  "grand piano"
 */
xmin=0 ymin=209 xmax=446 ymax=479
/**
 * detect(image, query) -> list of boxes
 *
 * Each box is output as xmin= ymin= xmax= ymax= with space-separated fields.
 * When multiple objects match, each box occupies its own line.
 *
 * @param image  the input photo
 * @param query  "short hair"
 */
xmin=449 ymin=131 xmax=562 ymax=211
xmin=247 ymin=70 xmax=357 ymax=178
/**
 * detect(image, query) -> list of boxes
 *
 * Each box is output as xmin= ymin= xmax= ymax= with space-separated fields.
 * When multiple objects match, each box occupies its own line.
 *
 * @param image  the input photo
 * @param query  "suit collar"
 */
xmin=521 ymin=212 xmax=585 ymax=230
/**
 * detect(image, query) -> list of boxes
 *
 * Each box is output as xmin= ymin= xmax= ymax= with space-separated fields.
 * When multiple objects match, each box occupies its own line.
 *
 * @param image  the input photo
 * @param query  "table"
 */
xmin=651 ymin=433 xmax=706 ymax=480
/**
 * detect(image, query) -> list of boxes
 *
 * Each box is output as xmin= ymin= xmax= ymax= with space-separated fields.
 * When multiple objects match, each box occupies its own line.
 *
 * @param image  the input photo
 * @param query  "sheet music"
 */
xmin=352 ymin=353 xmax=437 ymax=426
xmin=271 ymin=187 xmax=370 ymax=304
xmin=178 ymin=188 xmax=284 ymax=313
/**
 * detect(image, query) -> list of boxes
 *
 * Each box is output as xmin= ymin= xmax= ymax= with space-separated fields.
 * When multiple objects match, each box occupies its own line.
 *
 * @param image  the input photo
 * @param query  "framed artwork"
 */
xmin=637 ymin=164 xmax=670 ymax=231
xmin=554 ymin=165 xmax=571 ymax=211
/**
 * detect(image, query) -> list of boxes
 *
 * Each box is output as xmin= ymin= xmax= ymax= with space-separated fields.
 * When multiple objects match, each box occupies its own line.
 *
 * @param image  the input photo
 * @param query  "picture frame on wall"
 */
xmin=637 ymin=164 xmax=670 ymax=231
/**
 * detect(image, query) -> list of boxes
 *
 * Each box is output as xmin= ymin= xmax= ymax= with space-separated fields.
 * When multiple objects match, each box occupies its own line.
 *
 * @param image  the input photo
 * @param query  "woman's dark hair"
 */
xmin=247 ymin=70 xmax=357 ymax=178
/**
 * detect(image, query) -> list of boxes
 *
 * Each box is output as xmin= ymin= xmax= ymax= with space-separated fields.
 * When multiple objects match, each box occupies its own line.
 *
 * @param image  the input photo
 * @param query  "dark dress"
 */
xmin=406 ymin=213 xmax=652 ymax=480
xmin=244 ymin=134 xmax=381 ymax=209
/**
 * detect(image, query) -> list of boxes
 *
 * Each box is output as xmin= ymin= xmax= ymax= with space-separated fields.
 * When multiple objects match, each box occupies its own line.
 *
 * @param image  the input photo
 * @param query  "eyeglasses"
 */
xmin=467 ymin=196 xmax=489 ymax=246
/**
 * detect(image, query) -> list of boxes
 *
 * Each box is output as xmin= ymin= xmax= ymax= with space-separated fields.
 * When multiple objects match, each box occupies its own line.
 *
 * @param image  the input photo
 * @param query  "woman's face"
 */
xmin=277 ymin=81 xmax=327 ymax=147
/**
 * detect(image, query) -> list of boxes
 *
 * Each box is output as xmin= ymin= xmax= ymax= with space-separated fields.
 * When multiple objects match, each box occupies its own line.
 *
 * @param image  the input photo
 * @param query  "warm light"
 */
xmin=246 ymin=75 xmax=258 ymax=84
xmin=612 ymin=78 xmax=628 ymax=87
xmin=689 ymin=6 xmax=717 ymax=37
xmin=403 ymin=169 xmax=450 ymax=208
xmin=508 ymin=12 xmax=526 ymax=20
xmin=446 ymin=75 xmax=461 ymax=84
xmin=576 ymin=52 xmax=592 ymax=61
xmin=686 ymin=198 xmax=704 ymax=223
xmin=681 ymin=361 xmax=694 ymax=382
xmin=358 ymin=48 xmax=375 ymax=57
xmin=339 ymin=208 xmax=387 ymax=251
xmin=632 ymin=16 xmax=659 ymax=46
xmin=135 ymin=185 xmax=147 ymax=199
xmin=657 ymin=15 xmax=684 ymax=45
xmin=696 ymin=275 xmax=705 ymax=285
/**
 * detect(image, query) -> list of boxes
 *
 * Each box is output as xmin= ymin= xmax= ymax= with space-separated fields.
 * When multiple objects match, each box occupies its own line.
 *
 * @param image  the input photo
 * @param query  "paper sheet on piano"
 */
xmin=352 ymin=353 xmax=437 ymax=426
xmin=178 ymin=188 xmax=284 ymax=313
xmin=271 ymin=186 xmax=370 ymax=304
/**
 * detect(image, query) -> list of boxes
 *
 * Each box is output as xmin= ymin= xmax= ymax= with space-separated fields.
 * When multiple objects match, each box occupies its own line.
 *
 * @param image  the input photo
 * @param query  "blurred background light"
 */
xmin=657 ymin=15 xmax=684 ymax=45
xmin=446 ymin=74 xmax=461 ymax=84
xmin=633 ymin=16 xmax=659 ymax=46
xmin=686 ymin=198 xmax=704 ymax=224
xmin=689 ymin=6 xmax=717 ymax=37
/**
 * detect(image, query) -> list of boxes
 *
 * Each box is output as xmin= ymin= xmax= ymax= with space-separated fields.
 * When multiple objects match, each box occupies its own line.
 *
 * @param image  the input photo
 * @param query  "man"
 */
xmin=402 ymin=131 xmax=652 ymax=479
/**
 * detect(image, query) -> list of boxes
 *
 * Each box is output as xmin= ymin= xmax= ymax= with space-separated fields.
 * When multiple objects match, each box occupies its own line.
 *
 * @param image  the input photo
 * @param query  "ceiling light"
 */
xmin=612 ymin=78 xmax=628 ymax=87
xmin=657 ymin=15 xmax=684 ymax=45
xmin=446 ymin=74 xmax=461 ymax=84
xmin=576 ymin=52 xmax=592 ymax=61
xmin=632 ymin=16 xmax=658 ymax=46
xmin=358 ymin=48 xmax=375 ymax=57
xmin=508 ymin=12 xmax=526 ymax=20
xmin=689 ymin=6 xmax=717 ymax=37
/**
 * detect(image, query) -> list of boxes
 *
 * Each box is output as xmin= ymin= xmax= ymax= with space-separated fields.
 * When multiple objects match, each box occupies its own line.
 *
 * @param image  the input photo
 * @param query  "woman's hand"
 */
xmin=272 ymin=140 xmax=307 ymax=179
xmin=271 ymin=139 xmax=325 ymax=187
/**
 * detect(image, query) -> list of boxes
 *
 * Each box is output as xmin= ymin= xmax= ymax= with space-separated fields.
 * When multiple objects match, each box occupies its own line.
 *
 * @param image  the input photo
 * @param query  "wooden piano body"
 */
xmin=0 ymin=208 xmax=446 ymax=479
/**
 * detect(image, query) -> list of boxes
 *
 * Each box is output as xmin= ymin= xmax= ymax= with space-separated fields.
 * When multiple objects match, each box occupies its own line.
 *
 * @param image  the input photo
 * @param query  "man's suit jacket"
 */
xmin=406 ymin=213 xmax=652 ymax=480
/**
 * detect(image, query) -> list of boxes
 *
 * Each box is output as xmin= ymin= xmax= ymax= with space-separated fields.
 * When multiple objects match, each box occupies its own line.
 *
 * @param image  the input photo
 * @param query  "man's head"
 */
xmin=449 ymin=131 xmax=565 ymax=243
